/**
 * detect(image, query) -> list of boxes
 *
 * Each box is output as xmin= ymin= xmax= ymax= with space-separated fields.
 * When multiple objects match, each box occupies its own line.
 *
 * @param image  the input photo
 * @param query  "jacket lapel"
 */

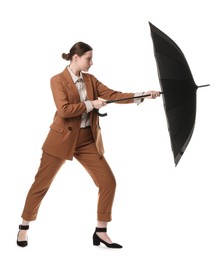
xmin=60 ymin=67 xmax=80 ymax=103
xmin=83 ymin=73 xmax=94 ymax=101
xmin=60 ymin=67 xmax=95 ymax=103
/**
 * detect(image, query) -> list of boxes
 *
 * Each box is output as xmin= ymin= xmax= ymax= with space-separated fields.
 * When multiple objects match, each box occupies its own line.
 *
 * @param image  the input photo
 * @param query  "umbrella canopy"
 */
xmin=149 ymin=22 xmax=209 ymax=166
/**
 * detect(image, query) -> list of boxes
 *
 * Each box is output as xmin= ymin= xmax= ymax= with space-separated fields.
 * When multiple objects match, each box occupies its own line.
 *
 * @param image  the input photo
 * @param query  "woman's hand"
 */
xmin=144 ymin=91 xmax=161 ymax=99
xmin=91 ymin=100 xmax=107 ymax=109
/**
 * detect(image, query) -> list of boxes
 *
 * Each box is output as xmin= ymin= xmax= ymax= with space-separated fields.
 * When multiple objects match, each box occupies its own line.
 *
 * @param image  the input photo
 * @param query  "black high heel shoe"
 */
xmin=93 ymin=227 xmax=122 ymax=248
xmin=17 ymin=225 xmax=29 ymax=247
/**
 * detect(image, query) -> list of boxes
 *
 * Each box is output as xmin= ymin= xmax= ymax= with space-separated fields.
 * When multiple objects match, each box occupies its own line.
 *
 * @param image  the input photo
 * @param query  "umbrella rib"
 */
xmin=164 ymin=98 xmax=194 ymax=113
xmin=170 ymin=112 xmax=196 ymax=146
xmin=155 ymin=49 xmax=186 ymax=65
xmin=156 ymin=50 xmax=194 ymax=76
xmin=174 ymin=124 xmax=195 ymax=166
xmin=155 ymin=51 xmax=195 ymax=84
xmin=161 ymin=79 xmax=196 ymax=86
xmin=161 ymin=78 xmax=194 ymax=83
xmin=150 ymin=24 xmax=183 ymax=55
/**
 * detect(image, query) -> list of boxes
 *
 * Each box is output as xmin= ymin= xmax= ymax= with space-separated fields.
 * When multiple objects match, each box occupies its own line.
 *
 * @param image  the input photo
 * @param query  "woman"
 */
xmin=17 ymin=42 xmax=160 ymax=248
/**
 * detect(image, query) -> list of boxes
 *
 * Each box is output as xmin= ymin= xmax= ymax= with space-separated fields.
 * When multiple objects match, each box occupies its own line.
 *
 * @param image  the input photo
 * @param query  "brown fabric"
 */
xmin=22 ymin=67 xmax=134 ymax=222
xmin=21 ymin=128 xmax=116 ymax=222
xmin=42 ymin=67 xmax=134 ymax=160
xmin=21 ymin=152 xmax=65 ymax=221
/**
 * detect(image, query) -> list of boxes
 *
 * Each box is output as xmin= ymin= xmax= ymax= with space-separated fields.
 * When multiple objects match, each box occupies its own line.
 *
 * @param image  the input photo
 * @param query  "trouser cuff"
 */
xmin=97 ymin=212 xmax=112 ymax=222
xmin=21 ymin=211 xmax=37 ymax=221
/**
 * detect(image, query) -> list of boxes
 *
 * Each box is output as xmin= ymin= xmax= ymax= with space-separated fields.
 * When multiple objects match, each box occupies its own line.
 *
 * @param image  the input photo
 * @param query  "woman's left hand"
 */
xmin=144 ymin=91 xmax=161 ymax=99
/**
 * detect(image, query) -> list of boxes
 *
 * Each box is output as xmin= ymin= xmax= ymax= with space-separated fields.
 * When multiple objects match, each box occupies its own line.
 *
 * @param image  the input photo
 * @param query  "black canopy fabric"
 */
xmin=149 ymin=22 xmax=209 ymax=166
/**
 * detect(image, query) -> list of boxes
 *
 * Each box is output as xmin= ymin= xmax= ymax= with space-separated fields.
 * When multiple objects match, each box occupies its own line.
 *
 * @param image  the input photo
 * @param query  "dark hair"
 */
xmin=62 ymin=42 xmax=93 ymax=61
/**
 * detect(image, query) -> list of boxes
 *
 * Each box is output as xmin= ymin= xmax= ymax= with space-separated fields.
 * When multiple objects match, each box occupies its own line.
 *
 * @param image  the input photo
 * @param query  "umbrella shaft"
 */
xmin=105 ymin=93 xmax=163 ymax=104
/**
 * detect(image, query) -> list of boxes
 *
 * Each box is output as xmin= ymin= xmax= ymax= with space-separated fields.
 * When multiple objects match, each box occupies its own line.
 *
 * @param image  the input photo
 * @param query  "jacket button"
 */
xmin=68 ymin=127 xmax=72 ymax=131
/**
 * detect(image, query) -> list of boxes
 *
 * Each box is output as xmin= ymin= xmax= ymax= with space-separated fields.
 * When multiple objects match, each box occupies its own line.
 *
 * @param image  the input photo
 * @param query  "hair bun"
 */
xmin=62 ymin=53 xmax=70 ymax=60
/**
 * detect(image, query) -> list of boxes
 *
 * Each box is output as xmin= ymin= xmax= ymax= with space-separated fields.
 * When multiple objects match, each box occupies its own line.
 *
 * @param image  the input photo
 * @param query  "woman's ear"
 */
xmin=72 ymin=54 xmax=79 ymax=62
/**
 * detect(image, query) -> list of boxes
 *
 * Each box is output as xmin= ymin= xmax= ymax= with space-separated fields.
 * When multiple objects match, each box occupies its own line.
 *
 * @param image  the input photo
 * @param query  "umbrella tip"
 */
xmin=197 ymin=84 xmax=210 ymax=88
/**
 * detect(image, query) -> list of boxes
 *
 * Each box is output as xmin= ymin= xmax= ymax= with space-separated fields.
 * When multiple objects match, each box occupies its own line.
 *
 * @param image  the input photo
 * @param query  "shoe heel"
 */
xmin=93 ymin=234 xmax=100 ymax=246
xmin=92 ymin=227 xmax=123 ymax=248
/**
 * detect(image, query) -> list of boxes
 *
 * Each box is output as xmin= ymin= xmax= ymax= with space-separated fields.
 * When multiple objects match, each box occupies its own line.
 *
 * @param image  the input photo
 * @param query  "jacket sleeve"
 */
xmin=91 ymin=75 xmax=135 ymax=103
xmin=50 ymin=76 xmax=86 ymax=118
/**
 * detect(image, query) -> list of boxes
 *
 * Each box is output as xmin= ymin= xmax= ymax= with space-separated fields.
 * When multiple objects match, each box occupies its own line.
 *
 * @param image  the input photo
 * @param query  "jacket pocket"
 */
xmin=50 ymin=123 xmax=64 ymax=134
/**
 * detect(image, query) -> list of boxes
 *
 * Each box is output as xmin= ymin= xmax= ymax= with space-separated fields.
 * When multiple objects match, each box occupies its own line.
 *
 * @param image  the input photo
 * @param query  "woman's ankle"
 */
xmin=22 ymin=220 xmax=30 ymax=226
xmin=97 ymin=221 xmax=108 ymax=228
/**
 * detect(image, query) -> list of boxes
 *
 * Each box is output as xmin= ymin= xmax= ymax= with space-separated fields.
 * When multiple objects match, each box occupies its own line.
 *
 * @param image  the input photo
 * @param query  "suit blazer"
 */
xmin=42 ymin=67 xmax=134 ymax=160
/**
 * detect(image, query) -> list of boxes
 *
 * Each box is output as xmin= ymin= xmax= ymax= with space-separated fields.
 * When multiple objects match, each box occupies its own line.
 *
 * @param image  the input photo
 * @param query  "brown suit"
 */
xmin=21 ymin=67 xmax=135 ymax=222
xmin=42 ymin=67 xmax=134 ymax=160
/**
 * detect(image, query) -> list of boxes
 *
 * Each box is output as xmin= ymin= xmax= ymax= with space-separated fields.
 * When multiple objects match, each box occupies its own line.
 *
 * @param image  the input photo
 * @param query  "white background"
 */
xmin=0 ymin=0 xmax=221 ymax=259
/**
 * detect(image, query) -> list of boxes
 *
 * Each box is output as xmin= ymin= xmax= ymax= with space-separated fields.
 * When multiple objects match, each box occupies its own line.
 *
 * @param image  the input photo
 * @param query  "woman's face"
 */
xmin=77 ymin=50 xmax=93 ymax=72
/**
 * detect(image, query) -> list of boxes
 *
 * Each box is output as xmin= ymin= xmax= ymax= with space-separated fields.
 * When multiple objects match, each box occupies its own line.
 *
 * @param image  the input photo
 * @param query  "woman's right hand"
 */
xmin=91 ymin=100 xmax=107 ymax=109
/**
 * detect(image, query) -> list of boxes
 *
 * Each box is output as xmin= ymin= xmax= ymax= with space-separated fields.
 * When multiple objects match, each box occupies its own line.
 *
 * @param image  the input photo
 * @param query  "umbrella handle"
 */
xmin=95 ymin=109 xmax=108 ymax=117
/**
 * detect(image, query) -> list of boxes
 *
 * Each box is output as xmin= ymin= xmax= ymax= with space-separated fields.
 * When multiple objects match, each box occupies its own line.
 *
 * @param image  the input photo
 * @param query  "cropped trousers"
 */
xmin=21 ymin=127 xmax=116 ymax=222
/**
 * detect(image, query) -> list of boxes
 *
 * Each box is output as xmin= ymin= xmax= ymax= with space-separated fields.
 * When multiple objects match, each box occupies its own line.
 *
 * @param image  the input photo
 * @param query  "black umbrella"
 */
xmin=149 ymin=22 xmax=209 ymax=166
